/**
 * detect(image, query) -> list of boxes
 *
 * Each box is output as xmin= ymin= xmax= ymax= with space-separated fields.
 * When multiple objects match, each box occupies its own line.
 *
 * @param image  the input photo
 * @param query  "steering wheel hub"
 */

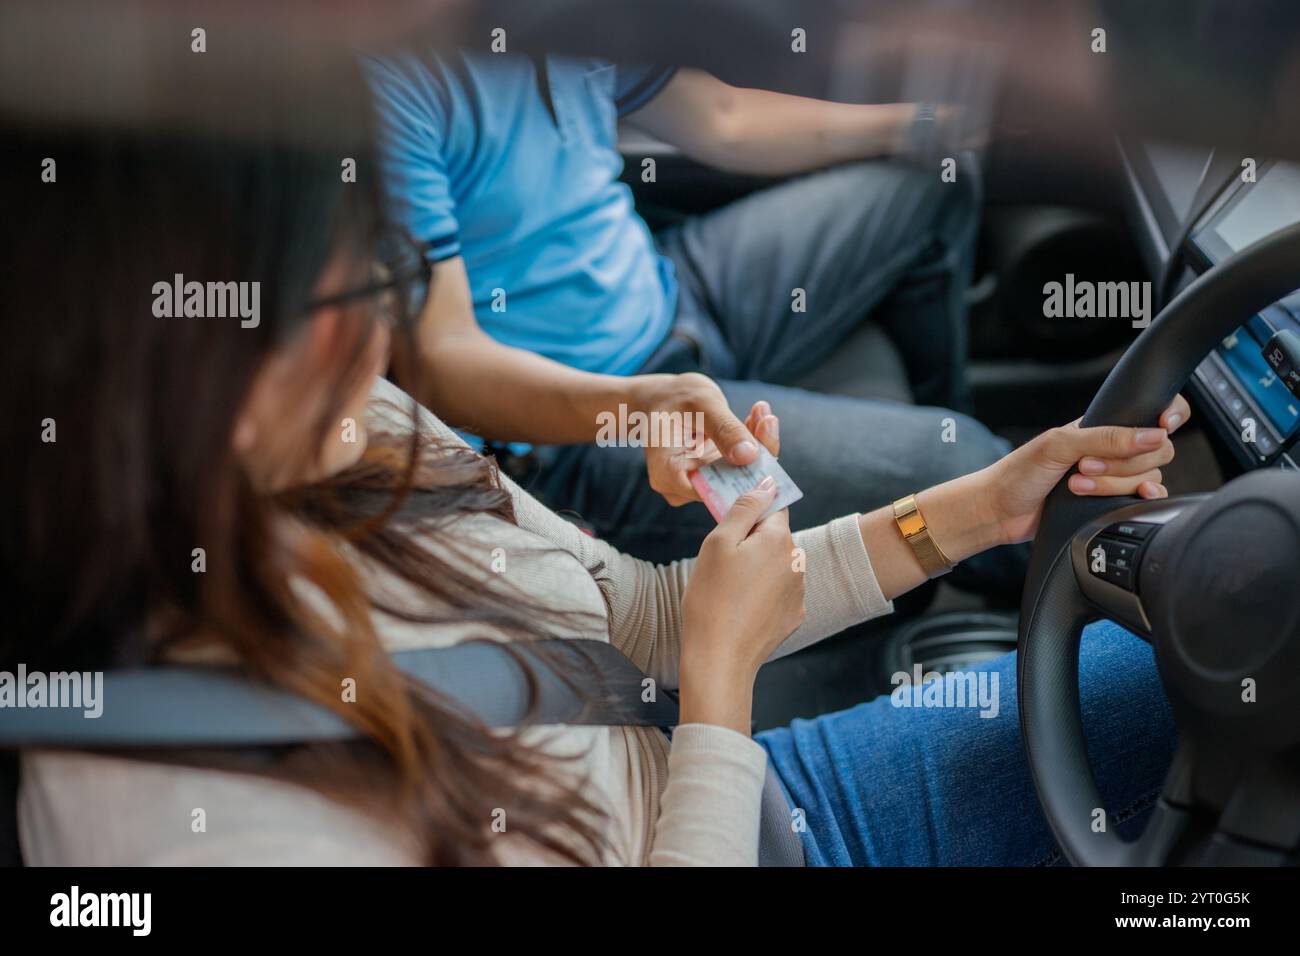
xmin=1158 ymin=486 xmax=1300 ymax=679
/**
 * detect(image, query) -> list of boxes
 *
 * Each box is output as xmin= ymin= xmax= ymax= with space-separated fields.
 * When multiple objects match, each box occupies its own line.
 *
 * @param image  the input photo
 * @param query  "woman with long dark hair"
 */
xmin=3 ymin=50 xmax=1185 ymax=866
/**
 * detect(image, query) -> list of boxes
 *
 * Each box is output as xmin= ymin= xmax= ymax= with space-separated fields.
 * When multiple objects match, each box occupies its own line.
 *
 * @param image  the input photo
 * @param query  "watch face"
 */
xmin=896 ymin=510 xmax=927 ymax=538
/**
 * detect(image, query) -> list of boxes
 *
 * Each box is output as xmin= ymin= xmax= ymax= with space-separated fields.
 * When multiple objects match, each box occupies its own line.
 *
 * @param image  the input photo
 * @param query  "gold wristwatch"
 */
xmin=892 ymin=493 xmax=954 ymax=579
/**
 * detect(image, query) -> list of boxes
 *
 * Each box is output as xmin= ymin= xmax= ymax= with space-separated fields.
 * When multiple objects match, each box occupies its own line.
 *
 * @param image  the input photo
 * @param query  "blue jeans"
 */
xmin=533 ymin=158 xmax=1025 ymax=595
xmin=757 ymin=620 xmax=1177 ymax=866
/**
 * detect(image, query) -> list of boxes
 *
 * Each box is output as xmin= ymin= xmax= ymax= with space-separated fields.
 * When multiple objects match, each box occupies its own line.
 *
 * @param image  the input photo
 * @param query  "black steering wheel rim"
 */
xmin=1018 ymin=220 xmax=1300 ymax=866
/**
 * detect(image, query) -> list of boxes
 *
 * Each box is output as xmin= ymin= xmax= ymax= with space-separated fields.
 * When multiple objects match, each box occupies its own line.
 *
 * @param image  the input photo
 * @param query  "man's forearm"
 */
xmin=403 ymin=324 xmax=669 ymax=445
xmin=396 ymin=255 xmax=685 ymax=446
xmin=636 ymin=70 xmax=919 ymax=176
xmin=705 ymin=92 xmax=915 ymax=175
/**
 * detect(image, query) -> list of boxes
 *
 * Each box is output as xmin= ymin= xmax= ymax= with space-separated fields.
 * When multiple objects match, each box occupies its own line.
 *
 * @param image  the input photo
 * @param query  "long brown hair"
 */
xmin=1 ymin=47 xmax=609 ymax=865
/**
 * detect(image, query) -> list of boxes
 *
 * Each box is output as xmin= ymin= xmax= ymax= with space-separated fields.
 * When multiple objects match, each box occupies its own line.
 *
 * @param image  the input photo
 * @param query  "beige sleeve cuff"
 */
xmin=775 ymin=513 xmax=895 ymax=660
xmin=649 ymin=723 xmax=769 ymax=867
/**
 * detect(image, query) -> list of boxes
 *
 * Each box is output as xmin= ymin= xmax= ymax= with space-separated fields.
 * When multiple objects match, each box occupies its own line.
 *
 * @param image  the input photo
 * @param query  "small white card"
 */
xmin=689 ymin=445 xmax=804 ymax=523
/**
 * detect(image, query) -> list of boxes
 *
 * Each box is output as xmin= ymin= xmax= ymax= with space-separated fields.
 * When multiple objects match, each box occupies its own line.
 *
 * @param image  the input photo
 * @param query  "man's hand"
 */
xmin=631 ymin=372 xmax=780 ymax=507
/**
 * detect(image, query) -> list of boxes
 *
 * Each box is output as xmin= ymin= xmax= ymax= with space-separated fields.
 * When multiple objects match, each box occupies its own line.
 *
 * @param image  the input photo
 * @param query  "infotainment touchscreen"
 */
xmin=1214 ymin=311 xmax=1300 ymax=437
xmin=1192 ymin=161 xmax=1300 ymax=265
xmin=1186 ymin=161 xmax=1300 ymax=463
xmin=1196 ymin=295 xmax=1300 ymax=463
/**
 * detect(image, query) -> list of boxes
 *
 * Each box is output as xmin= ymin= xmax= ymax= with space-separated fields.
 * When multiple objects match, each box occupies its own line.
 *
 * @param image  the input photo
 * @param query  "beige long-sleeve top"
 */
xmin=19 ymin=378 xmax=893 ymax=866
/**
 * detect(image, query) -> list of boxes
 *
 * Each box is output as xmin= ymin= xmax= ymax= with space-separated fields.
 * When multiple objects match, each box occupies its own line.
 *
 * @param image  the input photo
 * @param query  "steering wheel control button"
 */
xmin=1088 ymin=533 xmax=1143 ymax=590
xmin=1111 ymin=520 xmax=1156 ymax=540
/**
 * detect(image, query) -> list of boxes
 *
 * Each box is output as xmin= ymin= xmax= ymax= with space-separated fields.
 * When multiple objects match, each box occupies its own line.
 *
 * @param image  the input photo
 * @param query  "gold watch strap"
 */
xmin=892 ymin=493 xmax=954 ymax=579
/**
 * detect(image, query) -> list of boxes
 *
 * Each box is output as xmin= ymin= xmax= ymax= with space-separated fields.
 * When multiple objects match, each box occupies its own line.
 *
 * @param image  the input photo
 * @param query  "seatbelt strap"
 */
xmin=0 ymin=639 xmax=674 ymax=748
xmin=0 ymin=638 xmax=804 ymax=865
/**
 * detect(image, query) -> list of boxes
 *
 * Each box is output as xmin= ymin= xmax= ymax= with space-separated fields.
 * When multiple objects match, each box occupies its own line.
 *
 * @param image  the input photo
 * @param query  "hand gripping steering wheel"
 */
xmin=1019 ymin=222 xmax=1300 ymax=866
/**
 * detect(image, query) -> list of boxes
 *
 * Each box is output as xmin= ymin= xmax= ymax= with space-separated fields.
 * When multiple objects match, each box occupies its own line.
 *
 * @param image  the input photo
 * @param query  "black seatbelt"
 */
xmin=0 ymin=638 xmax=804 ymax=865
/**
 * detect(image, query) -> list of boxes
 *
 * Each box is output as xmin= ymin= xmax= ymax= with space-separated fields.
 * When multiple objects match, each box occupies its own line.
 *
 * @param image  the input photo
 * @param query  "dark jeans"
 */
xmin=759 ymin=621 xmax=1177 ymax=865
xmin=533 ymin=159 xmax=1023 ymax=593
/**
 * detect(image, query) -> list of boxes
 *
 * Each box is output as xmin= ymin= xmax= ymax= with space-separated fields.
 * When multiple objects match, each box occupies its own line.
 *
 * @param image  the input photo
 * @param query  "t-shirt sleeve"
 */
xmin=613 ymin=63 xmax=678 ymax=117
xmin=366 ymin=56 xmax=462 ymax=262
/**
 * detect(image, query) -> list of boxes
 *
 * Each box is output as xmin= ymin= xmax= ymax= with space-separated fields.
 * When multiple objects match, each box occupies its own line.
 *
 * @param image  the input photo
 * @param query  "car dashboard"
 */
xmin=1120 ymin=139 xmax=1300 ymax=475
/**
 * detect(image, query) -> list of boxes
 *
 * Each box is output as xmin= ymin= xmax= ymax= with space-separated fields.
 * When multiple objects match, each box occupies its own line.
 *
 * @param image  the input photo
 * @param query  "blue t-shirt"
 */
xmin=368 ymin=51 xmax=678 ymax=377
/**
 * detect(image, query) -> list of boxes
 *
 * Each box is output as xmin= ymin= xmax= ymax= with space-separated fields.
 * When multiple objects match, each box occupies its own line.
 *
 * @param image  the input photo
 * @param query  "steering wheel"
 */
xmin=1019 ymin=221 xmax=1300 ymax=866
